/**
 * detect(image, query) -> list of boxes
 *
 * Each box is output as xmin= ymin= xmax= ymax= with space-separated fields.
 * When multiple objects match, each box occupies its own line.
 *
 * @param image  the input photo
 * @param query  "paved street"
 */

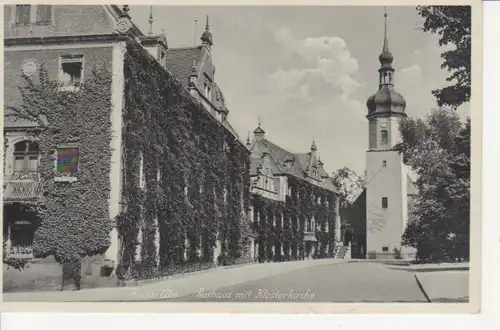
xmin=3 ymin=260 xmax=469 ymax=303
xmin=171 ymin=261 xmax=429 ymax=302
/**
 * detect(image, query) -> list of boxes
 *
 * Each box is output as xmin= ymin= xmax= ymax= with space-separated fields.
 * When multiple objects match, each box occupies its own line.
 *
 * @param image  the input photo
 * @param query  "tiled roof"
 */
xmin=250 ymin=137 xmax=337 ymax=193
xmin=165 ymin=46 xmax=203 ymax=88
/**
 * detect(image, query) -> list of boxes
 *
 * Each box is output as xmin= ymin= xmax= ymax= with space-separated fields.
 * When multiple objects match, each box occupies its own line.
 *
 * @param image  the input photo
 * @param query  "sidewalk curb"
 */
xmin=117 ymin=266 xmax=220 ymax=287
xmin=116 ymin=262 xmax=258 ymax=287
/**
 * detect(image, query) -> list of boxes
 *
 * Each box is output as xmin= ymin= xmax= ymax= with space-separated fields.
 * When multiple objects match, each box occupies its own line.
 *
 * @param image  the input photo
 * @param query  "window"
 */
xmin=159 ymin=49 xmax=166 ymax=67
xmin=139 ymin=152 xmax=145 ymax=189
xmin=59 ymin=55 xmax=84 ymax=91
xmin=13 ymin=141 xmax=39 ymax=175
xmin=15 ymin=5 xmax=31 ymax=25
xmin=381 ymin=130 xmax=388 ymax=145
xmin=382 ymin=246 xmax=389 ymax=252
xmin=382 ymin=197 xmax=388 ymax=209
xmin=36 ymin=5 xmax=52 ymax=23
xmin=204 ymin=81 xmax=212 ymax=101
xmin=14 ymin=5 xmax=53 ymax=26
xmin=57 ymin=146 xmax=79 ymax=174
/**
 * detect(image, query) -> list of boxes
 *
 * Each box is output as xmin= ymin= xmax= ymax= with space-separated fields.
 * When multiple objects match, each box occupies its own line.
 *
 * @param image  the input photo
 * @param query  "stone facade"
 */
xmin=247 ymin=126 xmax=340 ymax=262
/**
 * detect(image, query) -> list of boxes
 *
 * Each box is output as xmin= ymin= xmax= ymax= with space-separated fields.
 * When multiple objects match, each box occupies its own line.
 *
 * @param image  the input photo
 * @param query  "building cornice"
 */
xmin=366 ymin=111 xmax=407 ymax=120
xmin=4 ymin=34 xmax=129 ymax=47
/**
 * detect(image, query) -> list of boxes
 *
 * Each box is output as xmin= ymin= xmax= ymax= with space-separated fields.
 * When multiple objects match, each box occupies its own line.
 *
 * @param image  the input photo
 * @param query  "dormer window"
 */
xmin=15 ymin=5 xmax=31 ymax=25
xmin=36 ymin=5 xmax=52 ymax=24
xmin=13 ymin=5 xmax=53 ymax=26
xmin=159 ymin=49 xmax=167 ymax=67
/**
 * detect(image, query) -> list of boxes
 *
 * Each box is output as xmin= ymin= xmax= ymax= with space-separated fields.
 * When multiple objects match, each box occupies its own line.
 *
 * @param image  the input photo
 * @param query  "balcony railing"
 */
xmin=8 ymin=245 xmax=34 ymax=259
xmin=3 ymin=179 xmax=44 ymax=201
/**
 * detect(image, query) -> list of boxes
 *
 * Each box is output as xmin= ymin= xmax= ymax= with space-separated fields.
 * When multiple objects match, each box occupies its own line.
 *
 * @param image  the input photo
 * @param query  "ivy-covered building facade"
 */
xmin=246 ymin=126 xmax=342 ymax=262
xmin=3 ymin=5 xmax=251 ymax=280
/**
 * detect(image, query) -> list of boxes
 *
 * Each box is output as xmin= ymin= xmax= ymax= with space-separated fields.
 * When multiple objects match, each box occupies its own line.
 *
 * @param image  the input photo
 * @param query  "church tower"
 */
xmin=365 ymin=8 xmax=409 ymax=258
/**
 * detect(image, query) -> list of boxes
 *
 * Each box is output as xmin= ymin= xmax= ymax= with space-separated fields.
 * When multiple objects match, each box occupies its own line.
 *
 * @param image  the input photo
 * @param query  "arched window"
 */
xmin=13 ymin=140 xmax=39 ymax=175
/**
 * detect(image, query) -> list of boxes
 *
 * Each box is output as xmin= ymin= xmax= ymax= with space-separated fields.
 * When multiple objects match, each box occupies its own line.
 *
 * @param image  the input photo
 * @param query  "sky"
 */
xmin=129 ymin=6 xmax=471 ymax=175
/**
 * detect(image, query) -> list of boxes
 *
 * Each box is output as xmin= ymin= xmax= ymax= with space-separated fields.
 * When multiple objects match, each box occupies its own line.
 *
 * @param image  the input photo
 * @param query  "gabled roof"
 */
xmin=250 ymin=137 xmax=337 ymax=193
xmin=165 ymin=46 xmax=203 ymax=89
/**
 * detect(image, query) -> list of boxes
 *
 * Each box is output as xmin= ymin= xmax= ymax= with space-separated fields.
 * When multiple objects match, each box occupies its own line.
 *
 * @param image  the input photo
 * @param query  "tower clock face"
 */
xmin=379 ymin=121 xmax=388 ymax=129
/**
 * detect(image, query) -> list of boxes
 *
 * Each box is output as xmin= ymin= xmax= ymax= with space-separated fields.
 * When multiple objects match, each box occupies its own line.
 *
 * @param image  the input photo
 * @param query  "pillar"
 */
xmin=335 ymin=198 xmax=342 ymax=242
xmin=105 ymin=41 xmax=126 ymax=269
xmin=154 ymin=217 xmax=160 ymax=267
xmin=213 ymin=238 xmax=222 ymax=266
xmin=184 ymin=232 xmax=188 ymax=261
xmin=5 ymin=222 xmax=12 ymax=256
xmin=135 ymin=227 xmax=142 ymax=262
xmin=249 ymin=237 xmax=255 ymax=260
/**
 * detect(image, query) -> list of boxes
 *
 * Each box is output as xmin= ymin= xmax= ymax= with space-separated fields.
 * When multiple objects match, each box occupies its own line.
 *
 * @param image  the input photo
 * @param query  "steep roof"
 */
xmin=250 ymin=137 xmax=337 ymax=193
xmin=165 ymin=46 xmax=203 ymax=88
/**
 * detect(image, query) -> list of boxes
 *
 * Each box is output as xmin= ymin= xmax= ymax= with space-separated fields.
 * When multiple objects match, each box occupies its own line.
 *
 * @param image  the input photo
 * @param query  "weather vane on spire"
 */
xmin=194 ymin=17 xmax=198 ymax=46
xmin=383 ymin=6 xmax=389 ymax=52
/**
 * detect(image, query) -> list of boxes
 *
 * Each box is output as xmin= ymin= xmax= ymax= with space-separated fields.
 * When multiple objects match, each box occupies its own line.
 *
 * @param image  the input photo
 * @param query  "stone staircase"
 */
xmin=333 ymin=243 xmax=351 ymax=259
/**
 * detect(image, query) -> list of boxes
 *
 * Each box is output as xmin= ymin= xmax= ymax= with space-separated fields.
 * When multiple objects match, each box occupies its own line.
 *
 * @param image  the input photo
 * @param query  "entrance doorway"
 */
xmin=343 ymin=227 xmax=354 ymax=246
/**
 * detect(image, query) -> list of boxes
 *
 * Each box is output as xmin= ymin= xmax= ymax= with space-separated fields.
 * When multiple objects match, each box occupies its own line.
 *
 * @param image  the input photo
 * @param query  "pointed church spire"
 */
xmin=148 ymin=5 xmax=154 ymax=35
xmin=194 ymin=17 xmax=199 ymax=46
xmin=188 ymin=56 xmax=198 ymax=88
xmin=246 ymin=131 xmax=251 ymax=146
xmin=201 ymin=15 xmax=213 ymax=47
xmin=382 ymin=6 xmax=389 ymax=53
xmin=253 ymin=117 xmax=265 ymax=139
xmin=311 ymin=137 xmax=317 ymax=152
xmin=191 ymin=56 xmax=197 ymax=73
xmin=366 ymin=6 xmax=406 ymax=118
xmin=379 ymin=7 xmax=394 ymax=70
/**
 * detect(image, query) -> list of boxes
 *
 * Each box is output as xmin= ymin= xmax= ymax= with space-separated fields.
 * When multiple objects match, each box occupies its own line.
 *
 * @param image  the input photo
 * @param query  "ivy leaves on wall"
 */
xmin=252 ymin=176 xmax=337 ymax=262
xmin=6 ymin=63 xmax=113 ymax=267
xmin=116 ymin=40 xmax=251 ymax=279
